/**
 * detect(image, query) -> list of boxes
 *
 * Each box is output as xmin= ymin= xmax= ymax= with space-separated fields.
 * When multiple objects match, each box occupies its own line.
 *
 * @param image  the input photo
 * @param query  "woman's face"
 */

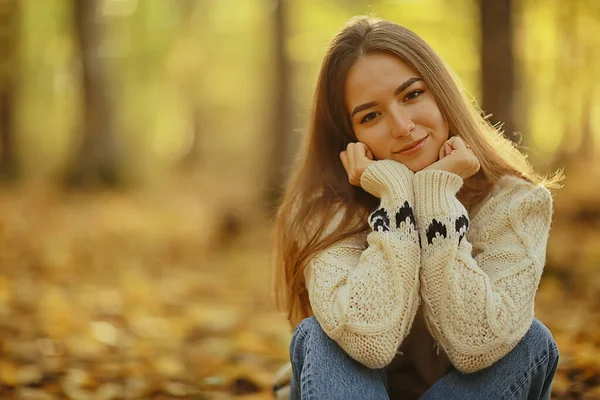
xmin=345 ymin=52 xmax=449 ymax=172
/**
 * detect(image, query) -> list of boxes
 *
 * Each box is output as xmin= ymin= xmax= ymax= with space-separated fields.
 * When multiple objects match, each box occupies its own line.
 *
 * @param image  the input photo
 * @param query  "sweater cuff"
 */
xmin=360 ymin=160 xmax=414 ymax=201
xmin=413 ymin=169 xmax=464 ymax=217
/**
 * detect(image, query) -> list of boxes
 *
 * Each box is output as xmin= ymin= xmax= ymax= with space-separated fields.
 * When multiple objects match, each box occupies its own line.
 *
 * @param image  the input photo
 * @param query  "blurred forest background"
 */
xmin=0 ymin=0 xmax=599 ymax=399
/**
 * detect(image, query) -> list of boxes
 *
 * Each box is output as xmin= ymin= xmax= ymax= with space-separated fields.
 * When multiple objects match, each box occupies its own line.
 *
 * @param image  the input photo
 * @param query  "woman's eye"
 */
xmin=405 ymin=89 xmax=424 ymax=101
xmin=360 ymin=112 xmax=379 ymax=124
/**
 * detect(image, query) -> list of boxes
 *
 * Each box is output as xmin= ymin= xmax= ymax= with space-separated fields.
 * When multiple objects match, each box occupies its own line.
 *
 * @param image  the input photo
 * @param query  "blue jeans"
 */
xmin=290 ymin=316 xmax=559 ymax=400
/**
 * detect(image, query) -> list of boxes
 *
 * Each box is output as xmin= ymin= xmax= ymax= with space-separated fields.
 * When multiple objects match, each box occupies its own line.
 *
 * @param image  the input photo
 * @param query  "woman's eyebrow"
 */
xmin=394 ymin=77 xmax=423 ymax=96
xmin=351 ymin=101 xmax=377 ymax=117
xmin=350 ymin=77 xmax=424 ymax=117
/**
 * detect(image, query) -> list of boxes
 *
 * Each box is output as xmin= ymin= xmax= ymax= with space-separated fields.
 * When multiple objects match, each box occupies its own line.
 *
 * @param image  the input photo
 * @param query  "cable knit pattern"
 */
xmin=304 ymin=160 xmax=421 ymax=369
xmin=412 ymin=169 xmax=553 ymax=373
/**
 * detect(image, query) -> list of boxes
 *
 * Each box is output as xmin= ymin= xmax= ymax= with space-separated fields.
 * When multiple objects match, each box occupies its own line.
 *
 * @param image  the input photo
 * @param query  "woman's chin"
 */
xmin=393 ymin=153 xmax=438 ymax=173
xmin=392 ymin=158 xmax=428 ymax=173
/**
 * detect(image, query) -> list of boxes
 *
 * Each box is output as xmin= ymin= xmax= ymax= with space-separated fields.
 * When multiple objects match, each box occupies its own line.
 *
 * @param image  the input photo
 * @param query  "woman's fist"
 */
xmin=340 ymin=142 xmax=376 ymax=187
xmin=424 ymin=136 xmax=480 ymax=179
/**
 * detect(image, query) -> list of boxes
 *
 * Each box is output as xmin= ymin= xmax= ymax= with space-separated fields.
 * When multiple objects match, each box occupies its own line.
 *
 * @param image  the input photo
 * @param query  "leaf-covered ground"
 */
xmin=0 ymin=173 xmax=598 ymax=399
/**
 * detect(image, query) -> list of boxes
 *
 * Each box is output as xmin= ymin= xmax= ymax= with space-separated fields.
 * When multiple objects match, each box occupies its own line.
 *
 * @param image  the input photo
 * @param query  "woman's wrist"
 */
xmin=413 ymin=169 xmax=465 ymax=218
xmin=361 ymin=160 xmax=415 ymax=202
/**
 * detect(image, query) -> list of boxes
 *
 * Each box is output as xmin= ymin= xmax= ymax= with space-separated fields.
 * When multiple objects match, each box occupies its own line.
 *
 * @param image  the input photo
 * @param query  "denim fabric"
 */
xmin=290 ymin=316 xmax=559 ymax=400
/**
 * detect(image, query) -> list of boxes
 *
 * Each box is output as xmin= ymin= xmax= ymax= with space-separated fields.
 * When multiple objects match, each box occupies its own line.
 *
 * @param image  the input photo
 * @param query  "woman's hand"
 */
xmin=424 ymin=136 xmax=480 ymax=179
xmin=340 ymin=142 xmax=376 ymax=187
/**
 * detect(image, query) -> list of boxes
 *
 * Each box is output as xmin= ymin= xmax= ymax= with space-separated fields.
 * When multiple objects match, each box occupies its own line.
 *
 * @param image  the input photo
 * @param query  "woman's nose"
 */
xmin=390 ymin=105 xmax=414 ymax=138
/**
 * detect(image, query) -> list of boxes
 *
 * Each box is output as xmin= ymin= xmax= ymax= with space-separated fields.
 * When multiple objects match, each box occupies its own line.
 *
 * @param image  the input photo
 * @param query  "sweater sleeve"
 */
xmin=412 ymin=169 xmax=553 ymax=374
xmin=304 ymin=160 xmax=421 ymax=369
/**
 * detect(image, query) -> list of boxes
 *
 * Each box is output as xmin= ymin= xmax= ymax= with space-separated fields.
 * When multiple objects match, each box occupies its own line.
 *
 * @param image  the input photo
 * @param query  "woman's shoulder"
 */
xmin=296 ymin=203 xmax=367 ymax=251
xmin=486 ymin=173 xmax=550 ymax=199
xmin=322 ymin=206 xmax=368 ymax=244
xmin=473 ymin=174 xmax=552 ymax=221
xmin=495 ymin=173 xmax=534 ymax=190
xmin=304 ymin=207 xmax=367 ymax=277
xmin=496 ymin=174 xmax=552 ymax=202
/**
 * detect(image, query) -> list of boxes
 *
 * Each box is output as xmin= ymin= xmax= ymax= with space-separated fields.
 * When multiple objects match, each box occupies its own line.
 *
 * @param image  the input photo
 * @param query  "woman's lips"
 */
xmin=395 ymin=136 xmax=428 ymax=156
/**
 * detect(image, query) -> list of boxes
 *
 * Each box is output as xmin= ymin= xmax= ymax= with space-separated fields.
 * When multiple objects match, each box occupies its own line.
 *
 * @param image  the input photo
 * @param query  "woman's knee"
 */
xmin=290 ymin=317 xmax=325 ymax=361
xmin=498 ymin=319 xmax=560 ymax=399
xmin=292 ymin=316 xmax=325 ymax=344
xmin=528 ymin=319 xmax=558 ymax=354
xmin=297 ymin=316 xmax=322 ymax=335
xmin=521 ymin=318 xmax=559 ymax=369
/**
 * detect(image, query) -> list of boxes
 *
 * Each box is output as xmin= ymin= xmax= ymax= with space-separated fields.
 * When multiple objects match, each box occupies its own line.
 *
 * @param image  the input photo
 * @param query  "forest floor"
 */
xmin=0 ymin=172 xmax=598 ymax=399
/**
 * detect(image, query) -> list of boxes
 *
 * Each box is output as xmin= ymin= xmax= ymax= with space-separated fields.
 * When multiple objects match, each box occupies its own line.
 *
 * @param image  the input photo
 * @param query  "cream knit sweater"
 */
xmin=304 ymin=159 xmax=553 ymax=374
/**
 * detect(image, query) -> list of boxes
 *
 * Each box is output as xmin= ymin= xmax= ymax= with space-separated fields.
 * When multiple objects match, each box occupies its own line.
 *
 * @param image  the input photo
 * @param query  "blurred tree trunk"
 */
xmin=578 ymin=91 xmax=595 ymax=161
xmin=66 ymin=0 xmax=121 ymax=187
xmin=177 ymin=0 xmax=204 ymax=170
xmin=178 ymin=102 xmax=203 ymax=170
xmin=265 ymin=0 xmax=292 ymax=214
xmin=551 ymin=1 xmax=584 ymax=169
xmin=479 ymin=0 xmax=516 ymax=141
xmin=0 ymin=0 xmax=19 ymax=182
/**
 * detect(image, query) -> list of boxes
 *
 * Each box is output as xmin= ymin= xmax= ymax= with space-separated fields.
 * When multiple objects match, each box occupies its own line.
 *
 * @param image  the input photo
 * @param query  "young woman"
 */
xmin=273 ymin=16 xmax=562 ymax=400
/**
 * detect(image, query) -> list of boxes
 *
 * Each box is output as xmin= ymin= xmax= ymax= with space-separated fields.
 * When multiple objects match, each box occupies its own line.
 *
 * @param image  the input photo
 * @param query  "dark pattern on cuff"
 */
xmin=396 ymin=201 xmax=416 ymax=231
xmin=424 ymin=214 xmax=470 ymax=245
xmin=455 ymin=215 xmax=469 ymax=244
xmin=426 ymin=219 xmax=447 ymax=244
xmin=369 ymin=208 xmax=390 ymax=232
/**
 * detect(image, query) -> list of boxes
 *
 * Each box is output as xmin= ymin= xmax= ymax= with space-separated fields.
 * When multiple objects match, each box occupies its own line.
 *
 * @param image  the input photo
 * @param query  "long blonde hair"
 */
xmin=273 ymin=17 xmax=562 ymax=329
